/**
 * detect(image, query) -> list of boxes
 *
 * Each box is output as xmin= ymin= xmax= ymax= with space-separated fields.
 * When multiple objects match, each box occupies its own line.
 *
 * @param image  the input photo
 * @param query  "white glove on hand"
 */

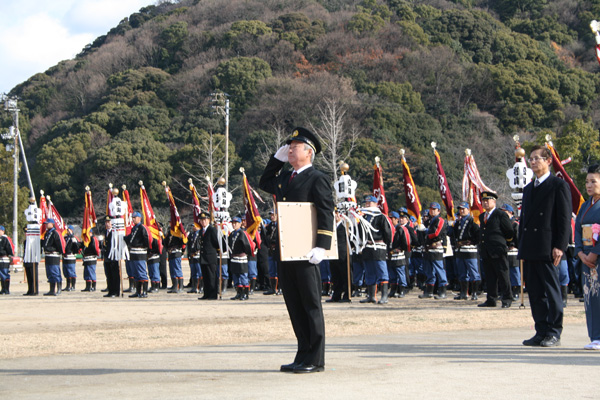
xmin=307 ymin=247 xmax=326 ymax=265
xmin=274 ymin=144 xmax=290 ymax=162
xmin=417 ymin=224 xmax=426 ymax=231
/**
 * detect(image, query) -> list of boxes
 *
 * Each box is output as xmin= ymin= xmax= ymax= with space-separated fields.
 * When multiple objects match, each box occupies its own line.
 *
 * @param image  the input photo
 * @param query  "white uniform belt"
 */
xmin=232 ymin=256 xmax=248 ymax=263
xmin=427 ymin=248 xmax=444 ymax=253
xmin=46 ymin=252 xmax=60 ymax=256
xmin=507 ymin=249 xmax=518 ymax=256
xmin=63 ymin=255 xmax=77 ymax=261
xmin=83 ymin=256 xmax=97 ymax=262
xmin=169 ymin=249 xmax=181 ymax=253
xmin=391 ymin=253 xmax=406 ymax=261
xmin=0 ymin=256 xmax=10 ymax=263
xmin=366 ymin=242 xmax=387 ymax=250
xmin=148 ymin=254 xmax=160 ymax=261
xmin=130 ymin=248 xmax=147 ymax=255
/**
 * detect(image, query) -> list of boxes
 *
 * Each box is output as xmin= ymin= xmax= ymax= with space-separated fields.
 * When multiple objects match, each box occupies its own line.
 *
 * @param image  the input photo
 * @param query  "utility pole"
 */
xmin=211 ymin=92 xmax=230 ymax=191
xmin=1 ymin=96 xmax=20 ymax=247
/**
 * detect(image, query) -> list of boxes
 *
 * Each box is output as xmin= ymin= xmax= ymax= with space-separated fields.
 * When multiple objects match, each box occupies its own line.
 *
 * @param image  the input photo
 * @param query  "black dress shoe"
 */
xmin=522 ymin=335 xmax=544 ymax=346
xmin=293 ymin=363 xmax=324 ymax=373
xmin=540 ymin=336 xmax=561 ymax=347
xmin=501 ymin=301 xmax=512 ymax=308
xmin=280 ymin=362 xmax=299 ymax=372
xmin=477 ymin=301 xmax=497 ymax=307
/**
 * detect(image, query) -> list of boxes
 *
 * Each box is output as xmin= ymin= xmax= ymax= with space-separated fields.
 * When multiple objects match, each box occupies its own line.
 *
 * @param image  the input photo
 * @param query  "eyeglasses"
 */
xmin=528 ymin=156 xmax=546 ymax=163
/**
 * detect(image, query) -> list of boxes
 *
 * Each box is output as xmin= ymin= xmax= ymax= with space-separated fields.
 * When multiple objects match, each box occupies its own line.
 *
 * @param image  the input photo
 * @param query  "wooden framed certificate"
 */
xmin=277 ymin=202 xmax=338 ymax=262
xmin=582 ymin=225 xmax=594 ymax=246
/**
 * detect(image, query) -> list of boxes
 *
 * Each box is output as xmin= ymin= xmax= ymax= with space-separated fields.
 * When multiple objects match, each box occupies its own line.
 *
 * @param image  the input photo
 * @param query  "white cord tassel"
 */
xmin=24 ymin=224 xmax=41 ymax=263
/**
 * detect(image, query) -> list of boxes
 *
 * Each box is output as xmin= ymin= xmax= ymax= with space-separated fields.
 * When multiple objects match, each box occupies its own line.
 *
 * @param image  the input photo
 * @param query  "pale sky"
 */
xmin=0 ymin=0 xmax=152 ymax=94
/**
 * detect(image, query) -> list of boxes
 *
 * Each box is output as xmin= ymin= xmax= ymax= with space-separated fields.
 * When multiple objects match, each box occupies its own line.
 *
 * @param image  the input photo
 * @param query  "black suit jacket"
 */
xmin=518 ymin=174 xmax=571 ymax=261
xmin=199 ymin=225 xmax=219 ymax=265
xmin=478 ymin=209 xmax=513 ymax=259
xmin=259 ymin=156 xmax=334 ymax=252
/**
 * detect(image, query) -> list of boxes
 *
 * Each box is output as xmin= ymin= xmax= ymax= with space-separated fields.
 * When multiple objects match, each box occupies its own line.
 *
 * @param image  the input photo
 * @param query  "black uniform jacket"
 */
xmin=259 ymin=156 xmax=334 ymax=253
xmin=478 ymin=209 xmax=513 ymax=259
xmin=199 ymin=225 xmax=219 ymax=265
xmin=517 ymin=175 xmax=571 ymax=261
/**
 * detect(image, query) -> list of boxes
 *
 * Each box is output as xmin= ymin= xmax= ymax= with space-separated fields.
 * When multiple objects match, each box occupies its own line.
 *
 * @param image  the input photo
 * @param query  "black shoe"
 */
xmin=501 ymin=300 xmax=512 ymax=308
xmin=540 ymin=336 xmax=561 ymax=347
xmin=477 ymin=300 xmax=497 ymax=307
xmin=280 ymin=362 xmax=299 ymax=372
xmin=523 ymin=335 xmax=544 ymax=346
xmin=325 ymin=297 xmax=340 ymax=303
xmin=103 ymin=293 xmax=117 ymax=298
xmin=293 ymin=363 xmax=324 ymax=373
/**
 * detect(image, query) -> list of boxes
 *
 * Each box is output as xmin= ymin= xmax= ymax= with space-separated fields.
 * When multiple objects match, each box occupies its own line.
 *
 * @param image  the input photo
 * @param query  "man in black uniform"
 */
xmin=453 ymin=201 xmax=480 ymax=300
xmin=103 ymin=217 xmax=120 ymax=298
xmin=43 ymin=219 xmax=64 ymax=296
xmin=198 ymin=212 xmax=220 ymax=300
xmin=478 ymin=191 xmax=514 ymax=308
xmin=260 ymin=127 xmax=334 ymax=374
xmin=326 ymin=211 xmax=350 ymax=302
xmin=501 ymin=204 xmax=521 ymax=301
xmin=124 ymin=211 xmax=151 ymax=298
xmin=0 ymin=225 xmax=14 ymax=295
xmin=519 ymin=145 xmax=571 ymax=347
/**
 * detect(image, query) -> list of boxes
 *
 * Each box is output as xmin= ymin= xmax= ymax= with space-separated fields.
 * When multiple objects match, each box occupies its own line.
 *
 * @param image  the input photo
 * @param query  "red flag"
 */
xmin=82 ymin=189 xmax=97 ymax=247
xmin=39 ymin=191 xmax=48 ymax=238
xmin=241 ymin=170 xmax=263 ymax=240
xmin=164 ymin=184 xmax=188 ymax=244
xmin=45 ymin=195 xmax=66 ymax=251
xmin=206 ymin=177 xmax=216 ymax=222
xmin=434 ymin=148 xmax=455 ymax=221
xmin=122 ymin=186 xmax=134 ymax=235
xmin=189 ymin=180 xmax=203 ymax=229
xmin=462 ymin=151 xmax=492 ymax=224
xmin=546 ymin=142 xmax=584 ymax=214
xmin=596 ymin=44 xmax=600 ymax=66
xmin=401 ymin=154 xmax=422 ymax=225
xmin=373 ymin=160 xmax=389 ymax=215
xmin=106 ymin=185 xmax=115 ymax=217
xmin=140 ymin=183 xmax=163 ymax=254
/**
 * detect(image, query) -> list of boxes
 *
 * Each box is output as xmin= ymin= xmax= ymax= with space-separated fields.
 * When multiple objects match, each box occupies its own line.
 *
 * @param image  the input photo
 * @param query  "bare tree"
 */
xmin=310 ymin=98 xmax=361 ymax=183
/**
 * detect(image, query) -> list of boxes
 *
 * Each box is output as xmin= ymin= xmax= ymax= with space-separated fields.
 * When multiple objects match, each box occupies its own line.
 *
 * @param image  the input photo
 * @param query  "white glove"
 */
xmin=274 ymin=144 xmax=290 ymax=162
xmin=417 ymin=224 xmax=426 ymax=231
xmin=307 ymin=247 xmax=326 ymax=265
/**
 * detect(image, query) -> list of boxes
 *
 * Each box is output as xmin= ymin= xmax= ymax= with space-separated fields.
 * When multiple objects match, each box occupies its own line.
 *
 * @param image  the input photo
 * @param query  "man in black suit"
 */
xmin=477 ymin=191 xmax=514 ymax=308
xmin=518 ymin=145 xmax=571 ymax=347
xmin=260 ymin=127 xmax=334 ymax=374
xmin=198 ymin=212 xmax=220 ymax=300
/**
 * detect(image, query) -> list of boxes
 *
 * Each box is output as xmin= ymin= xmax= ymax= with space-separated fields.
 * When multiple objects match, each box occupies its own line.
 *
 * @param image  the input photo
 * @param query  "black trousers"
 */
xmin=279 ymin=261 xmax=325 ymax=367
xmin=24 ymin=262 xmax=38 ymax=294
xmin=200 ymin=262 xmax=218 ymax=299
xmin=481 ymin=255 xmax=512 ymax=303
xmin=104 ymin=260 xmax=121 ymax=296
xmin=524 ymin=260 xmax=563 ymax=338
xmin=329 ymin=257 xmax=350 ymax=300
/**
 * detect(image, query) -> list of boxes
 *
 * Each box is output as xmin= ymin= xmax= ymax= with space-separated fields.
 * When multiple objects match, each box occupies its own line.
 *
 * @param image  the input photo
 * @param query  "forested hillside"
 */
xmin=3 ymin=0 xmax=600 ymax=225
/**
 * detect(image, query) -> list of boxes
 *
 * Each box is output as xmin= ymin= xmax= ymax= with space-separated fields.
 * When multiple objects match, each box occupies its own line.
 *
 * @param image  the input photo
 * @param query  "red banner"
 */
xmin=140 ymin=184 xmax=163 ymax=254
xmin=373 ymin=162 xmax=389 ymax=215
xmin=206 ymin=177 xmax=216 ymax=222
xmin=241 ymin=172 xmax=263 ymax=240
xmin=39 ymin=192 xmax=48 ymax=238
xmin=462 ymin=152 xmax=492 ymax=224
xmin=434 ymin=149 xmax=455 ymax=221
xmin=165 ymin=185 xmax=188 ymax=243
xmin=401 ymin=156 xmax=422 ymax=225
xmin=106 ymin=186 xmax=114 ymax=217
xmin=122 ymin=187 xmax=134 ymax=235
xmin=82 ymin=190 xmax=97 ymax=247
xmin=546 ymin=142 xmax=584 ymax=215
xmin=189 ymin=181 xmax=203 ymax=229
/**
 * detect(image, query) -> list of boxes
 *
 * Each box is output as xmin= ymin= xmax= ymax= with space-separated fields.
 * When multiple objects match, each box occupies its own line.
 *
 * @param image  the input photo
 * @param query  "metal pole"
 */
xmin=12 ymin=126 xmax=18 ymax=248
xmin=224 ymin=99 xmax=229 ymax=192
xmin=17 ymin=129 xmax=34 ymax=198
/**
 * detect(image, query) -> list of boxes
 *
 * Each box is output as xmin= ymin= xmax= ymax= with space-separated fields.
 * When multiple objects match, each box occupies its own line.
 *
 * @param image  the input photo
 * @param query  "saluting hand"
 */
xmin=274 ymin=144 xmax=290 ymax=162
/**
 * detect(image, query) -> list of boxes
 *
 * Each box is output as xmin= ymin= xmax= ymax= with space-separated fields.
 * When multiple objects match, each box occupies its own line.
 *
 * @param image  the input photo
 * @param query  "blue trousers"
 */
xmin=190 ymin=260 xmax=201 ymax=279
xmin=45 ymin=260 xmax=62 ymax=283
xmin=424 ymin=258 xmax=448 ymax=286
xmin=83 ymin=263 xmax=97 ymax=281
xmin=169 ymin=257 xmax=183 ymax=279
xmin=559 ymin=259 xmax=570 ymax=286
xmin=148 ymin=260 xmax=160 ymax=282
xmin=363 ymin=259 xmax=389 ymax=285
xmin=456 ymin=257 xmax=480 ymax=282
xmin=125 ymin=260 xmax=134 ymax=279
xmin=509 ymin=266 xmax=521 ymax=286
xmin=388 ymin=263 xmax=407 ymax=287
xmin=248 ymin=260 xmax=257 ymax=280
xmin=132 ymin=259 xmax=148 ymax=281
xmin=410 ymin=256 xmax=423 ymax=276
xmin=221 ymin=262 xmax=229 ymax=280
xmin=320 ymin=260 xmax=331 ymax=282
xmin=233 ymin=273 xmax=249 ymax=287
xmin=63 ymin=261 xmax=77 ymax=279
xmin=352 ymin=258 xmax=365 ymax=286
xmin=0 ymin=266 xmax=9 ymax=281
xmin=268 ymin=257 xmax=278 ymax=278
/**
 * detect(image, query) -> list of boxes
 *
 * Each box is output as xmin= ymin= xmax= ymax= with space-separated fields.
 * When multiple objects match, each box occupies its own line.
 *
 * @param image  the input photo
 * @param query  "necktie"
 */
xmin=484 ymin=213 xmax=488 ymax=223
xmin=534 ymin=179 xmax=540 ymax=188
xmin=289 ymin=171 xmax=297 ymax=184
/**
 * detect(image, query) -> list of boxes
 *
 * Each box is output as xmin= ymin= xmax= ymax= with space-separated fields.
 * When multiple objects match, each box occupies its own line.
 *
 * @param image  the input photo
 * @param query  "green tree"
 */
xmin=0 ymin=150 xmax=29 ymax=240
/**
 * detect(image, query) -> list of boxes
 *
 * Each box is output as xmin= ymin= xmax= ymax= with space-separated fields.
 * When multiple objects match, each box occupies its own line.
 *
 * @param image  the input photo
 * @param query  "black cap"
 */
xmin=104 ymin=216 xmax=111 ymax=222
xmin=199 ymin=212 xmax=210 ymax=219
xmin=286 ymin=127 xmax=321 ymax=154
xmin=481 ymin=191 xmax=498 ymax=200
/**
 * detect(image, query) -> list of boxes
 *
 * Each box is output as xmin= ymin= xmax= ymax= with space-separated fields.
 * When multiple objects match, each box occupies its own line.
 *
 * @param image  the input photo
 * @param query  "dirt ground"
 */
xmin=0 ymin=261 xmax=586 ymax=360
